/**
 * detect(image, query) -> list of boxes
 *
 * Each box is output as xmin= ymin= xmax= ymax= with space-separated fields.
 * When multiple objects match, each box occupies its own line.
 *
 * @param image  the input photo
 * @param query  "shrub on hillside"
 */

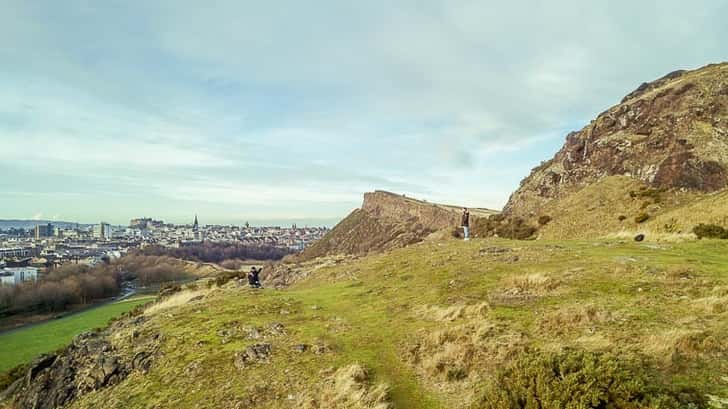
xmin=635 ymin=213 xmax=650 ymax=224
xmin=663 ymin=218 xmax=678 ymax=233
xmin=158 ymin=283 xmax=182 ymax=298
xmin=451 ymin=227 xmax=463 ymax=239
xmin=472 ymin=350 xmax=704 ymax=409
xmin=693 ymin=223 xmax=728 ymax=239
xmin=219 ymin=259 xmax=245 ymax=270
xmin=471 ymin=216 xmax=537 ymax=240
xmin=538 ymin=215 xmax=552 ymax=226
xmin=618 ymin=215 xmax=627 ymax=222
xmin=496 ymin=218 xmax=537 ymax=240
xmin=630 ymin=187 xmax=664 ymax=202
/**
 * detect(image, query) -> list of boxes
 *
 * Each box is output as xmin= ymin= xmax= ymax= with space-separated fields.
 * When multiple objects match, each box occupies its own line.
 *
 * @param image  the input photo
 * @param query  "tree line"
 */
xmin=136 ymin=242 xmax=293 ymax=263
xmin=114 ymin=255 xmax=191 ymax=285
xmin=0 ymin=263 xmax=121 ymax=316
xmin=0 ymin=255 xmax=193 ymax=317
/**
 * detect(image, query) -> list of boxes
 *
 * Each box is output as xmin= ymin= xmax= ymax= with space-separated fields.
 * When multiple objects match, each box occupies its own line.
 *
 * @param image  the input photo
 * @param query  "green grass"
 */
xmin=0 ymin=296 xmax=155 ymax=372
xmin=11 ymin=238 xmax=728 ymax=408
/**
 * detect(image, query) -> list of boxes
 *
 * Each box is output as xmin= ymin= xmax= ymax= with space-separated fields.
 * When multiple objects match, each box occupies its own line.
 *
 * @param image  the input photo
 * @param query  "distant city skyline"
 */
xmin=0 ymin=216 xmax=342 ymax=228
xmin=2 ymin=1 xmax=727 ymax=223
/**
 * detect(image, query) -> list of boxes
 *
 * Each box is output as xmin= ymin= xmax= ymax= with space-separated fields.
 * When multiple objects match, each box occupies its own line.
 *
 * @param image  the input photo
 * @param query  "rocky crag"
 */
xmin=296 ymin=191 xmax=497 ymax=260
xmin=505 ymin=62 xmax=728 ymax=220
xmin=2 ymin=309 xmax=161 ymax=409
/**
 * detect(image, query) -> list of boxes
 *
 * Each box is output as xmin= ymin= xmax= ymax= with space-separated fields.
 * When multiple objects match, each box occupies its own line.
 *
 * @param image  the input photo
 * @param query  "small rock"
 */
xmin=234 ymin=343 xmax=272 ymax=370
xmin=268 ymin=323 xmax=286 ymax=335
xmin=293 ymin=344 xmax=310 ymax=353
xmin=26 ymin=354 xmax=57 ymax=386
xmin=313 ymin=343 xmax=330 ymax=355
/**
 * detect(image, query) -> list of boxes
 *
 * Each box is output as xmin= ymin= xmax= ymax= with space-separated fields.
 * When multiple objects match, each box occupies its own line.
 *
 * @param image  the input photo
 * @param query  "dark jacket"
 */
xmin=461 ymin=211 xmax=470 ymax=227
xmin=251 ymin=268 xmax=261 ymax=287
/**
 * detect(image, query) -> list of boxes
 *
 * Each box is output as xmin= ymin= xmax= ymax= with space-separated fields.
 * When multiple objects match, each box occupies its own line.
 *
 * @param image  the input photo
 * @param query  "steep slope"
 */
xmin=5 ymin=239 xmax=728 ymax=408
xmin=505 ymin=62 xmax=728 ymax=221
xmin=297 ymin=191 xmax=497 ymax=260
xmin=533 ymin=176 xmax=701 ymax=239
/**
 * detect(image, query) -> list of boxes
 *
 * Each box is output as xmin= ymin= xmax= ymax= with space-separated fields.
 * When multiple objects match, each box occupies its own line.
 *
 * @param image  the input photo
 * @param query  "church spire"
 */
xmin=193 ymin=214 xmax=199 ymax=230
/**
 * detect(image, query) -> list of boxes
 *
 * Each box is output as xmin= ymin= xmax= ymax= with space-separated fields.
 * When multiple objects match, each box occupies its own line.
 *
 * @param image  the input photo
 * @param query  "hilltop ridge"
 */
xmin=505 ymin=62 xmax=728 ymax=220
xmin=295 ymin=191 xmax=497 ymax=261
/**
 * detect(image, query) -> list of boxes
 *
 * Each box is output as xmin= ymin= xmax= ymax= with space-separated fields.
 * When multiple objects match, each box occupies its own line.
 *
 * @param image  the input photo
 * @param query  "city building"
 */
xmin=94 ymin=222 xmax=113 ymax=240
xmin=130 ymin=217 xmax=165 ymax=230
xmin=192 ymin=215 xmax=201 ymax=241
xmin=0 ymin=215 xmax=330 ymax=273
xmin=34 ymin=223 xmax=53 ymax=239
xmin=0 ymin=266 xmax=38 ymax=286
xmin=0 ymin=246 xmax=35 ymax=259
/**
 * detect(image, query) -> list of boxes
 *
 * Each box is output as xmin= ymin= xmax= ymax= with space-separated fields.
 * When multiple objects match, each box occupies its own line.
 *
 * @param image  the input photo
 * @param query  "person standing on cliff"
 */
xmin=461 ymin=208 xmax=470 ymax=241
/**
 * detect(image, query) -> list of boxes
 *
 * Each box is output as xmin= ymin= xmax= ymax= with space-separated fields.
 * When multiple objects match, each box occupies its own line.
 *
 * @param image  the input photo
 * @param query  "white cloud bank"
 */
xmin=1 ymin=0 xmax=726 ymax=223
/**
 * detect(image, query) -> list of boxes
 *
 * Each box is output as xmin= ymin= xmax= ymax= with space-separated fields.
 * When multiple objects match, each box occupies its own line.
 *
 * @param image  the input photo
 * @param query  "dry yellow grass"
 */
xmin=416 ymin=302 xmax=490 ymax=322
xmin=298 ymin=364 xmax=392 ymax=409
xmin=502 ymin=272 xmax=560 ymax=296
xmin=535 ymin=175 xmax=727 ymax=240
xmin=602 ymin=230 xmax=696 ymax=242
xmin=538 ymin=304 xmax=615 ymax=335
xmin=692 ymin=286 xmax=728 ymax=314
xmin=649 ymin=190 xmax=728 ymax=233
xmin=641 ymin=329 xmax=727 ymax=365
xmin=144 ymin=289 xmax=209 ymax=316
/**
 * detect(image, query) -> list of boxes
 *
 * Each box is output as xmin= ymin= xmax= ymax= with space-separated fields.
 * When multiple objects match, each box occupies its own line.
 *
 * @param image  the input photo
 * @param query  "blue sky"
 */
xmin=2 ymin=1 xmax=727 ymax=225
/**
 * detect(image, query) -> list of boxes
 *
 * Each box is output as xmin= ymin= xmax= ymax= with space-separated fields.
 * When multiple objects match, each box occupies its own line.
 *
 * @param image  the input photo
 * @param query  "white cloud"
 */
xmin=1 ymin=0 xmax=726 ymax=221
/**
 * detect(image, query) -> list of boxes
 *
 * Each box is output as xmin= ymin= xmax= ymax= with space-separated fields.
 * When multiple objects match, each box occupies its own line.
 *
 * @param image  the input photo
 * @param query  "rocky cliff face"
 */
xmin=505 ymin=62 xmax=728 ymax=218
xmin=2 ymin=311 xmax=161 ymax=409
xmin=296 ymin=191 xmax=496 ymax=261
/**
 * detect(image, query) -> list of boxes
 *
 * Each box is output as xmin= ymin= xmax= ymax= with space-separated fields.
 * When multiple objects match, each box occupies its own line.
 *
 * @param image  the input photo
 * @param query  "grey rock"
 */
xmin=234 ymin=343 xmax=272 ymax=370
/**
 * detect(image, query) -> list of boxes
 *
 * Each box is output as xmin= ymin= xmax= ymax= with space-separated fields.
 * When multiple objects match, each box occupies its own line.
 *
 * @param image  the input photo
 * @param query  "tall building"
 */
xmin=94 ymin=222 xmax=113 ymax=240
xmin=193 ymin=215 xmax=201 ymax=241
xmin=34 ymin=223 xmax=53 ymax=239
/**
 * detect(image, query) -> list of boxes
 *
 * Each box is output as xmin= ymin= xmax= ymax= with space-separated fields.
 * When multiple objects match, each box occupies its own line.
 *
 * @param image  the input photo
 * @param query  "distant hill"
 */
xmin=504 ymin=62 xmax=728 ymax=239
xmin=0 ymin=220 xmax=93 ymax=230
xmin=295 ymin=190 xmax=498 ymax=261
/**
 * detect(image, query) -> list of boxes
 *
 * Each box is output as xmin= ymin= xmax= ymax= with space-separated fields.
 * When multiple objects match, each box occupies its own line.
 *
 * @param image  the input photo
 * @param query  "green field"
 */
xmin=0 ymin=296 xmax=155 ymax=372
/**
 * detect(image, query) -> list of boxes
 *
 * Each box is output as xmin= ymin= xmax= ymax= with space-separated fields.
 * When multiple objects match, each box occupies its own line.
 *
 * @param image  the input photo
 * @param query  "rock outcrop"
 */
xmin=4 ymin=313 xmax=161 ymax=409
xmin=505 ymin=62 xmax=728 ymax=218
xmin=295 ymin=191 xmax=497 ymax=260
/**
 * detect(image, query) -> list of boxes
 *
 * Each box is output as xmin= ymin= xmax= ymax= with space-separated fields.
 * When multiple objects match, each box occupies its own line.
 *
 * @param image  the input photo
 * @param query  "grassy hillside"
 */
xmin=0 ymin=296 xmax=155 ymax=372
xmin=535 ymin=175 xmax=728 ymax=240
xmin=18 ymin=238 xmax=725 ymax=409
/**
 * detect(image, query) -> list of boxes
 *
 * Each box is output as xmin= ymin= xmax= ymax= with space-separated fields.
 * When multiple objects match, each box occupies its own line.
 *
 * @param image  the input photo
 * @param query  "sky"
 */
xmin=1 ymin=1 xmax=727 ymax=226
